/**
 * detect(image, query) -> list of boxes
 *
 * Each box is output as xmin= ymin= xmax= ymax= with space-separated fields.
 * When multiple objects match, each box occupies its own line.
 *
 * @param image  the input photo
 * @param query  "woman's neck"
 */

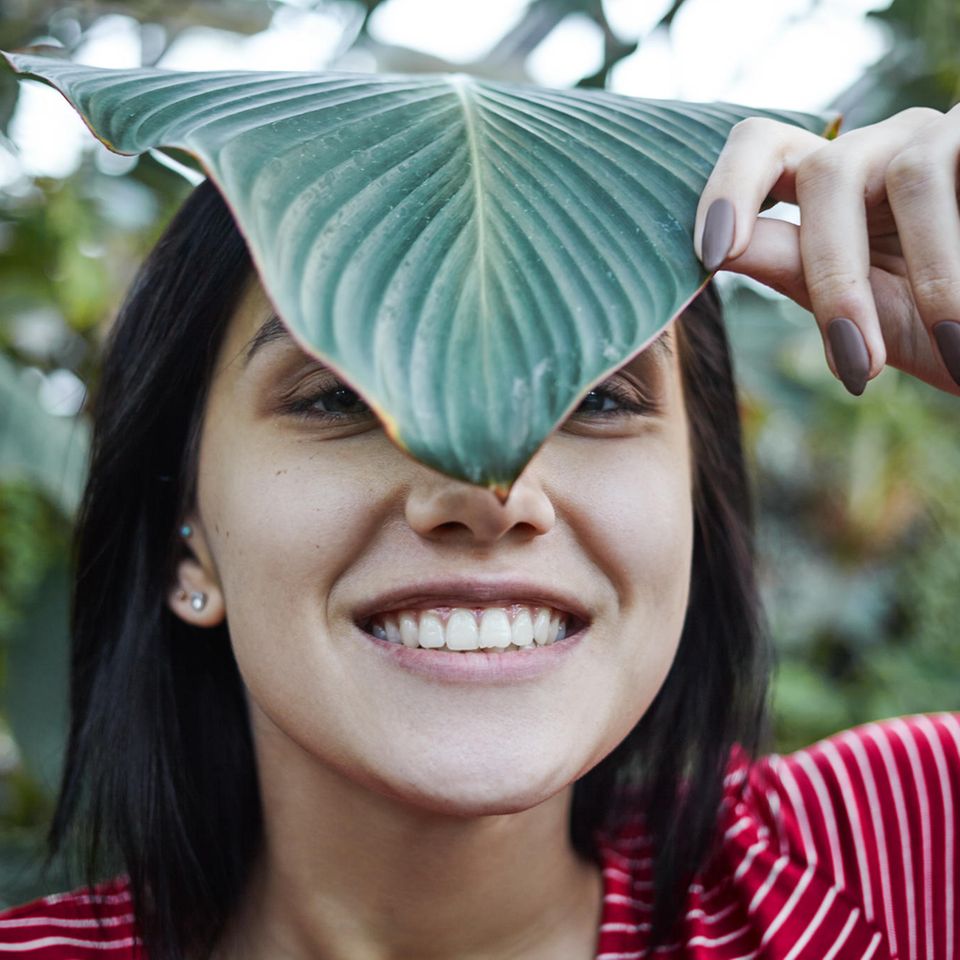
xmin=214 ymin=709 xmax=603 ymax=960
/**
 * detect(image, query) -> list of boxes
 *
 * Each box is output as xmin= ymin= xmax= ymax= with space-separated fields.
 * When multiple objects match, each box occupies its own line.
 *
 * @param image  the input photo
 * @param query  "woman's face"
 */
xmin=172 ymin=279 xmax=695 ymax=815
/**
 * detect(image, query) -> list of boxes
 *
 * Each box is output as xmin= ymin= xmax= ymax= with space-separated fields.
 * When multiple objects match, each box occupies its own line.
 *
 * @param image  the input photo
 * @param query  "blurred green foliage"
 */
xmin=724 ymin=283 xmax=960 ymax=752
xmin=1 ymin=0 xmax=958 ymax=907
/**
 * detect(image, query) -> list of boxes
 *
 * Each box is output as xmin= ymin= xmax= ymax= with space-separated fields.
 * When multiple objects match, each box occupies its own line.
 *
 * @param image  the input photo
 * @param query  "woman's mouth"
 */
xmin=359 ymin=604 xmax=583 ymax=652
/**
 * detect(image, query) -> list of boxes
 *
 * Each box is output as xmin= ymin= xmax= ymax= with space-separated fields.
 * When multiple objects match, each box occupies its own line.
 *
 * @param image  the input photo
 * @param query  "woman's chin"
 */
xmin=368 ymin=757 xmax=577 ymax=818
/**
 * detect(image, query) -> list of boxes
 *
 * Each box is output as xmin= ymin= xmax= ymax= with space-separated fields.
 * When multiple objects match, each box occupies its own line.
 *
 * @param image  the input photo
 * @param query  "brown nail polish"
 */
xmin=827 ymin=318 xmax=870 ymax=396
xmin=701 ymin=198 xmax=735 ymax=272
xmin=933 ymin=320 xmax=960 ymax=388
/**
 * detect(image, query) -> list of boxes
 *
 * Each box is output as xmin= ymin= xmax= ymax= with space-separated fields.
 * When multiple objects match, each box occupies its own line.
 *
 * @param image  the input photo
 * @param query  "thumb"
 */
xmin=720 ymin=217 xmax=812 ymax=311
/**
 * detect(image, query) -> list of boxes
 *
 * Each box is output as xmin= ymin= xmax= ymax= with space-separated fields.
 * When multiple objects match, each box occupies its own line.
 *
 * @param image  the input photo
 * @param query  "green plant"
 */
xmin=4 ymin=53 xmax=830 ymax=492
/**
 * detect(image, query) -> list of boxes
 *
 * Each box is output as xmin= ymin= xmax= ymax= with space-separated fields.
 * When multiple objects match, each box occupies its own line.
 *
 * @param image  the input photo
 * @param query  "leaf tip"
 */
xmin=2 ymin=44 xmax=67 ymax=75
xmin=0 ymin=50 xmax=21 ymax=76
xmin=375 ymin=405 xmax=405 ymax=449
xmin=823 ymin=112 xmax=843 ymax=140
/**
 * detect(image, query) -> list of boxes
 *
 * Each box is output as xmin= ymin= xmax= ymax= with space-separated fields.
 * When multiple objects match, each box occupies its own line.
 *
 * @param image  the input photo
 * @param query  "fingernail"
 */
xmin=701 ymin=198 xmax=735 ymax=272
xmin=933 ymin=321 xmax=960 ymax=388
xmin=827 ymin=318 xmax=870 ymax=396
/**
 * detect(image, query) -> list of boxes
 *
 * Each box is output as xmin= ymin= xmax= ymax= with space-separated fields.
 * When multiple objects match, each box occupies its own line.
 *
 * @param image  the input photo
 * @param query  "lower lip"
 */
xmin=354 ymin=624 xmax=588 ymax=683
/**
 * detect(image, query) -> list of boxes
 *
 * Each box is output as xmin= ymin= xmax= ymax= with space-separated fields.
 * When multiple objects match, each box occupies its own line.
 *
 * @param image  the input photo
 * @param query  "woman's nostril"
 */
xmin=405 ymin=473 xmax=556 ymax=543
xmin=436 ymin=521 xmax=466 ymax=534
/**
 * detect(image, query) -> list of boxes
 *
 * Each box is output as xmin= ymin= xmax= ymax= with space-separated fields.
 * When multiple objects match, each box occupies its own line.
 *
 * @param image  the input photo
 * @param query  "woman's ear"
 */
xmin=167 ymin=517 xmax=226 ymax=627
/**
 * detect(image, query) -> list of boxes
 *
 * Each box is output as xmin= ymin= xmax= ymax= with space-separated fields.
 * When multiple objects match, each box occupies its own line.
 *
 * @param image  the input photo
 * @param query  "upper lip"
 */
xmin=353 ymin=578 xmax=593 ymax=625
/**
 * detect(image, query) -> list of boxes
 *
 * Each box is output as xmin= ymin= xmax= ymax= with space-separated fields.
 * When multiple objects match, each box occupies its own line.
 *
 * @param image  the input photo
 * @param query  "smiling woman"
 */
xmin=3 ymin=108 xmax=960 ymax=960
xmin=0 ymin=178 xmax=767 ymax=959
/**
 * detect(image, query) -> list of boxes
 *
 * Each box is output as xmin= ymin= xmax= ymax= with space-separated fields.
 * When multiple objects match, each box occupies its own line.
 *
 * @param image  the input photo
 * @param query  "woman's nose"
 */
xmin=405 ymin=467 xmax=556 ymax=545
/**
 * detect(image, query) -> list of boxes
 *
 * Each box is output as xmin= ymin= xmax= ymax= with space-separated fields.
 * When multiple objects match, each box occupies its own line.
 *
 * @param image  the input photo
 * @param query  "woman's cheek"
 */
xmin=572 ymin=433 xmax=692 ymax=606
xmin=197 ymin=445 xmax=376 ymax=709
xmin=548 ymin=432 xmax=693 ymax=693
xmin=197 ymin=431 xmax=380 ymax=622
xmin=566 ymin=458 xmax=694 ymax=779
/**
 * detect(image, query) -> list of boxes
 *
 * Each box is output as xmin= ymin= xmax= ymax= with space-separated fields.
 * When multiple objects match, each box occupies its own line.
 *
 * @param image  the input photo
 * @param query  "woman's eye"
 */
xmin=570 ymin=382 xmax=659 ymax=420
xmin=575 ymin=390 xmax=622 ymax=414
xmin=282 ymin=376 xmax=655 ymax=424
xmin=315 ymin=386 xmax=369 ymax=416
xmin=284 ymin=380 xmax=374 ymax=421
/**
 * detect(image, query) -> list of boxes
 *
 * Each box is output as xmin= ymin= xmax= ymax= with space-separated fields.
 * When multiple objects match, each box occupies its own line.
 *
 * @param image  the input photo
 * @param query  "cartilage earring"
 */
xmin=190 ymin=591 xmax=207 ymax=612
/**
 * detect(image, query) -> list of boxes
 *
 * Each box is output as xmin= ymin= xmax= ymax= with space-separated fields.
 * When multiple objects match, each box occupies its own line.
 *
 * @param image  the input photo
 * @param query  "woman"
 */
xmin=0 ymin=106 xmax=958 ymax=960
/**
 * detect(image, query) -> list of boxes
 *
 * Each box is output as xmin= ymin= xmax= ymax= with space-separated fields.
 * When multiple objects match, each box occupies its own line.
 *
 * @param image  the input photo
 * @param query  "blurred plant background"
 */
xmin=1 ymin=0 xmax=958 ymax=905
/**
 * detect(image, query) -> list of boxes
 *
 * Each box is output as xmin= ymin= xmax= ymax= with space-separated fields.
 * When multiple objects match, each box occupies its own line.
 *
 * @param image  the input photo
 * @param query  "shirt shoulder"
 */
xmin=0 ymin=876 xmax=143 ymax=958
xmin=595 ymin=712 xmax=960 ymax=959
xmin=739 ymin=711 xmax=960 ymax=960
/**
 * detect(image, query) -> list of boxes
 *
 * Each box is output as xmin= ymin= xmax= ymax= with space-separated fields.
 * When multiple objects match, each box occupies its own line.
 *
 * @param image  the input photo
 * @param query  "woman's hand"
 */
xmin=694 ymin=105 xmax=960 ymax=397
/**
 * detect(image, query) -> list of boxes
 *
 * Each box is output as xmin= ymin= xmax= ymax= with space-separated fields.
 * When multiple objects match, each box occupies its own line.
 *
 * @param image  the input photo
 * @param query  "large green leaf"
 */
xmin=3 ymin=54 xmax=833 ymax=494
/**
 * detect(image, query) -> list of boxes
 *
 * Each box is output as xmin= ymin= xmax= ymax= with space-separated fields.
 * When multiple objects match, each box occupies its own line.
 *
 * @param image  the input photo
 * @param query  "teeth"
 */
xmin=399 ymin=612 xmax=419 ymax=648
xmin=419 ymin=611 xmax=445 ymax=649
xmin=369 ymin=605 xmax=571 ymax=651
xmin=446 ymin=609 xmax=479 ymax=650
xmin=533 ymin=608 xmax=552 ymax=646
xmin=512 ymin=608 xmax=534 ymax=647
xmin=479 ymin=608 xmax=511 ymax=649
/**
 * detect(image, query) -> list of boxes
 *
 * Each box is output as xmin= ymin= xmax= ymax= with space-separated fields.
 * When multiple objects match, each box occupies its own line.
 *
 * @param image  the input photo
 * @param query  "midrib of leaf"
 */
xmin=450 ymin=74 xmax=494 ymax=390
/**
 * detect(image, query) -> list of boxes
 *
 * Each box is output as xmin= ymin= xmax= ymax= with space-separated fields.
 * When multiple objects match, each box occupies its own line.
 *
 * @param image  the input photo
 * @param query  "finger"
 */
xmin=794 ymin=110 xmax=945 ymax=395
xmin=884 ymin=102 xmax=960 ymax=388
xmin=795 ymin=142 xmax=885 ymax=395
xmin=719 ymin=220 xmax=960 ymax=394
xmin=725 ymin=218 xmax=960 ymax=394
xmin=695 ymin=117 xmax=828 ymax=269
xmin=719 ymin=217 xmax=811 ymax=309
xmin=867 ymin=269 xmax=960 ymax=394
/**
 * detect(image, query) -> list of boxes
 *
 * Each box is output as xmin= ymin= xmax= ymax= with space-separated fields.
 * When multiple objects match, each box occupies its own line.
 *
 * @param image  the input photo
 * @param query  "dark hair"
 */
xmin=48 ymin=179 xmax=771 ymax=958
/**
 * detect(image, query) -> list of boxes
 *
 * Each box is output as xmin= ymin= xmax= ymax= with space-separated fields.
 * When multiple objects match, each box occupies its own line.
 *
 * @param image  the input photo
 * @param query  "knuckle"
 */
xmin=898 ymin=106 xmax=943 ymax=126
xmin=885 ymin=146 xmax=938 ymax=192
xmin=911 ymin=273 xmax=960 ymax=311
xmin=795 ymin=147 xmax=852 ymax=194
xmin=728 ymin=116 xmax=779 ymax=142
xmin=805 ymin=265 xmax=869 ymax=313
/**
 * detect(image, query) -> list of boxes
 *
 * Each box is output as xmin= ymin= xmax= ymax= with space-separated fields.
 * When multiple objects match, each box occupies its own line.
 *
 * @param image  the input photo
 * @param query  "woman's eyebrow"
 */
xmin=647 ymin=329 xmax=673 ymax=362
xmin=243 ymin=313 xmax=673 ymax=367
xmin=243 ymin=313 xmax=295 ymax=367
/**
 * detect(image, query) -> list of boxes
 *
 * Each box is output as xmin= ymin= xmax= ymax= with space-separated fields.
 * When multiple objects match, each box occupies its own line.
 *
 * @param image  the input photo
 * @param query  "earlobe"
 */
xmin=168 ymin=521 xmax=226 ymax=626
xmin=168 ymin=560 xmax=226 ymax=626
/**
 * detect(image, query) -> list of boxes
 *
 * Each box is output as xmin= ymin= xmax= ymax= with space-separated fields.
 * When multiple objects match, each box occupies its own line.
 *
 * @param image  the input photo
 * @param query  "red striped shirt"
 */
xmin=2 ymin=713 xmax=957 ymax=958
xmin=0 ymin=881 xmax=141 ymax=958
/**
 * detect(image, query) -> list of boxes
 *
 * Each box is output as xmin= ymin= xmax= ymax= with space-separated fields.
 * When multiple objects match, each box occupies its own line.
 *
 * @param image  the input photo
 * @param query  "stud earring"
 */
xmin=180 ymin=523 xmax=193 ymax=539
xmin=190 ymin=592 xmax=207 ymax=612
